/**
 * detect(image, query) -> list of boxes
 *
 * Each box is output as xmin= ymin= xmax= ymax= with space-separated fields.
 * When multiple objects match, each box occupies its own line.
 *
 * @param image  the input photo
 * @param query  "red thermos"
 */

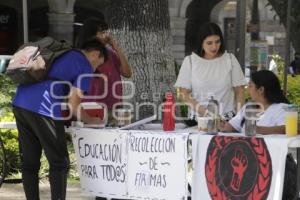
xmin=163 ymin=92 xmax=175 ymax=131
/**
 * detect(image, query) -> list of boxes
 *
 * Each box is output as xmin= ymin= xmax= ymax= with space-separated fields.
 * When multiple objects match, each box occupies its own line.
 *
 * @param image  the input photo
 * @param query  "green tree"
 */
xmin=267 ymin=0 xmax=300 ymax=53
xmin=0 ymin=75 xmax=20 ymax=175
xmin=271 ymin=55 xmax=300 ymax=107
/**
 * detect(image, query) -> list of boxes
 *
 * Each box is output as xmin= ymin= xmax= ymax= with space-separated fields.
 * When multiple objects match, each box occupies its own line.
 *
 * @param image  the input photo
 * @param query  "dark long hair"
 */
xmin=75 ymin=17 xmax=108 ymax=48
xmin=251 ymin=70 xmax=289 ymax=104
xmin=81 ymin=37 xmax=108 ymax=62
xmin=195 ymin=22 xmax=225 ymax=57
xmin=240 ymin=70 xmax=289 ymax=127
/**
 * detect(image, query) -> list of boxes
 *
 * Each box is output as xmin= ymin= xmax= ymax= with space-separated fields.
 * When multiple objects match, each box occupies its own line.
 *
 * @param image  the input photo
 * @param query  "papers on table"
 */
xmin=118 ymin=115 xmax=157 ymax=130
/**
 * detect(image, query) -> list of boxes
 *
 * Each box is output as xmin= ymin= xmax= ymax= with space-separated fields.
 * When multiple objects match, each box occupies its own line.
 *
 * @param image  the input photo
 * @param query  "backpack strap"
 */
xmin=46 ymin=48 xmax=84 ymax=81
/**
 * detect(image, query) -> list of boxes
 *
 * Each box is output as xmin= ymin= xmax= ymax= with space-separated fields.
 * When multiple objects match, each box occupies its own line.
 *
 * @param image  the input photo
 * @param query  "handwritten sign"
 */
xmin=127 ymin=131 xmax=189 ymax=199
xmin=72 ymin=128 xmax=127 ymax=198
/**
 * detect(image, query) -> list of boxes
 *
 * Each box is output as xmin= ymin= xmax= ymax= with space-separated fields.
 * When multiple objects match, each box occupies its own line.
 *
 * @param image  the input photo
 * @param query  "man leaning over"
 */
xmin=12 ymin=38 xmax=107 ymax=200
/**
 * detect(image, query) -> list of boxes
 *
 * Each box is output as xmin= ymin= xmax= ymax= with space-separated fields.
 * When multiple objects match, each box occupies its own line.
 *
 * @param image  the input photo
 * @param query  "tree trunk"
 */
xmin=106 ymin=0 xmax=176 ymax=120
xmin=267 ymin=0 xmax=300 ymax=54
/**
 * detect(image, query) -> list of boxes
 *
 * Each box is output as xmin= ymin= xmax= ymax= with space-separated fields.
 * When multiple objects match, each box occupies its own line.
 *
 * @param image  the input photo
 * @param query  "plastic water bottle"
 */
xmin=206 ymin=96 xmax=219 ymax=133
xmin=163 ymin=92 xmax=175 ymax=131
xmin=244 ymin=103 xmax=258 ymax=136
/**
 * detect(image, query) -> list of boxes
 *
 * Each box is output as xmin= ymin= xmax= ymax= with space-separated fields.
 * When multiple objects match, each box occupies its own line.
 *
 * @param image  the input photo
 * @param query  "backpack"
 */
xmin=5 ymin=37 xmax=72 ymax=84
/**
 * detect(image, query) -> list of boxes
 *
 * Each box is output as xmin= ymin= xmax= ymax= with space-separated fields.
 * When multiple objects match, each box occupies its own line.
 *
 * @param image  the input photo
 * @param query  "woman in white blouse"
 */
xmin=219 ymin=70 xmax=289 ymax=134
xmin=175 ymin=22 xmax=246 ymax=122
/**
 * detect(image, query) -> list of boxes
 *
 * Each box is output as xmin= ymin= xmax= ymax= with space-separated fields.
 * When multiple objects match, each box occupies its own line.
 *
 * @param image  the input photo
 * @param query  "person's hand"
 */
xmin=105 ymin=35 xmax=116 ymax=47
xmin=86 ymin=117 xmax=105 ymax=127
xmin=198 ymin=126 xmax=208 ymax=132
xmin=218 ymin=119 xmax=227 ymax=132
xmin=230 ymin=149 xmax=248 ymax=191
xmin=99 ymin=32 xmax=117 ymax=48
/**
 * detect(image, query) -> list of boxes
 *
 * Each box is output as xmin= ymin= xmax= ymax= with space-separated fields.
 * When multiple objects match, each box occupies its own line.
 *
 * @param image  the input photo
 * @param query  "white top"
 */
xmin=229 ymin=103 xmax=287 ymax=133
xmin=174 ymin=52 xmax=246 ymax=116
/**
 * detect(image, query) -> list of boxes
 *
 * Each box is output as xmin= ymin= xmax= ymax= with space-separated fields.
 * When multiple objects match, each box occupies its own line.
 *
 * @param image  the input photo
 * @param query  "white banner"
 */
xmin=127 ymin=131 xmax=189 ymax=200
xmin=192 ymin=134 xmax=293 ymax=200
xmin=72 ymin=128 xmax=128 ymax=198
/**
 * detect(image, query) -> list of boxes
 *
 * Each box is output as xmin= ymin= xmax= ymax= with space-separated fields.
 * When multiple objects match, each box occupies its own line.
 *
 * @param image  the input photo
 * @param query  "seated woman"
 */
xmin=219 ymin=70 xmax=288 ymax=134
xmin=219 ymin=70 xmax=297 ymax=199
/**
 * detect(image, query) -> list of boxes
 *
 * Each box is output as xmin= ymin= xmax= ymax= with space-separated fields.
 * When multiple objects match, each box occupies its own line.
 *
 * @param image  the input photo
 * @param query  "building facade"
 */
xmin=0 ymin=0 xmax=286 ymax=66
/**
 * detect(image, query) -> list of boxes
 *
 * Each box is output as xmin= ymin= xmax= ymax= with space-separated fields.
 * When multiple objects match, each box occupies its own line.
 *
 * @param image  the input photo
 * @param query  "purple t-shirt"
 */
xmin=82 ymin=47 xmax=122 ymax=109
xmin=13 ymin=50 xmax=93 ymax=118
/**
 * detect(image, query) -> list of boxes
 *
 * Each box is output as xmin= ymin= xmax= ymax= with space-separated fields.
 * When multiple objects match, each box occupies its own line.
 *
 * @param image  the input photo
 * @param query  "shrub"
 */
xmin=285 ymin=75 xmax=300 ymax=107
xmin=271 ymin=54 xmax=300 ymax=107
xmin=0 ymin=75 xmax=20 ymax=175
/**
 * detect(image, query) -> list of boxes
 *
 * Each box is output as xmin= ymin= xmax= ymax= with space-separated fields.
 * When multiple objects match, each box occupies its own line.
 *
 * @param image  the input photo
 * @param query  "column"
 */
xmin=47 ymin=13 xmax=75 ymax=43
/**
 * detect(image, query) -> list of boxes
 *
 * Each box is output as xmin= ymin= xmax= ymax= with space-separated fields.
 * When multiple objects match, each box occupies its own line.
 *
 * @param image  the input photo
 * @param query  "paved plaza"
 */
xmin=0 ymin=182 xmax=95 ymax=200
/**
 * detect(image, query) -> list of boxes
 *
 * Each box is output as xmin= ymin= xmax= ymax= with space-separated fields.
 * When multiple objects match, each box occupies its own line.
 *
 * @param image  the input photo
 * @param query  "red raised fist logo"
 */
xmin=230 ymin=148 xmax=248 ymax=192
xmin=205 ymin=137 xmax=272 ymax=199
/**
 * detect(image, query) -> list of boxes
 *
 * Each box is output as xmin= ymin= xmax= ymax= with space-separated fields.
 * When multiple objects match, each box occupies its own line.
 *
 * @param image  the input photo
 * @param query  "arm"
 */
xmin=255 ymin=103 xmax=287 ymax=135
xmin=218 ymin=120 xmax=237 ymax=132
xmin=234 ymin=85 xmax=245 ymax=112
xmin=108 ymin=37 xmax=132 ymax=78
xmin=68 ymin=87 xmax=104 ymax=125
xmin=256 ymin=125 xmax=285 ymax=135
xmin=177 ymin=87 xmax=207 ymax=116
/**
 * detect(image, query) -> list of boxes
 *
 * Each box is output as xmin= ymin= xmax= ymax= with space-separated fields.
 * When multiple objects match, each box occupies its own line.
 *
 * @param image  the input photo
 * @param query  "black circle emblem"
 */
xmin=205 ymin=136 xmax=272 ymax=199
